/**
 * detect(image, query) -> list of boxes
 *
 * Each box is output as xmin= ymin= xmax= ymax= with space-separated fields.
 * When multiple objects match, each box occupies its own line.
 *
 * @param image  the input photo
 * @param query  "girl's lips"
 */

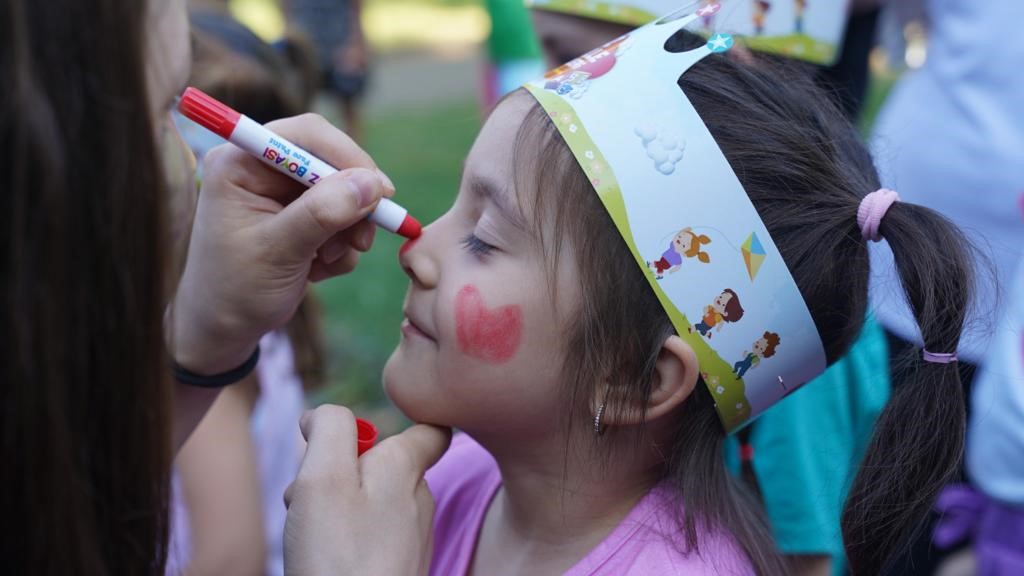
xmin=401 ymin=316 xmax=435 ymax=341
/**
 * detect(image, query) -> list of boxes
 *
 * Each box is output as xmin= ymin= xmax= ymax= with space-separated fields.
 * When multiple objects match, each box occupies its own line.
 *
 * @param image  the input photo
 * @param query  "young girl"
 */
xmin=647 ymin=227 xmax=711 ymax=279
xmin=384 ymin=20 xmax=972 ymax=576
xmin=732 ymin=332 xmax=780 ymax=379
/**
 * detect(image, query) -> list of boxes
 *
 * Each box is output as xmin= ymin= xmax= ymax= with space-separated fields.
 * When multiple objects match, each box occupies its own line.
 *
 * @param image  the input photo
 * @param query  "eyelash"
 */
xmin=461 ymin=233 xmax=496 ymax=258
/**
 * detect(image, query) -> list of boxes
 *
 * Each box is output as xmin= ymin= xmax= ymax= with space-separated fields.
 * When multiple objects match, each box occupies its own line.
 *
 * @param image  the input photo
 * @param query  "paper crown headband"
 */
xmin=523 ymin=3 xmax=826 ymax=432
xmin=527 ymin=0 xmax=850 ymax=65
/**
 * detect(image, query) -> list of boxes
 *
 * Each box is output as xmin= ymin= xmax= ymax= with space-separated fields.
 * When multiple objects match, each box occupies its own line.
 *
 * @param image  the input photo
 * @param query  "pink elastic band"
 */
xmin=923 ymin=350 xmax=958 ymax=364
xmin=857 ymin=188 xmax=900 ymax=242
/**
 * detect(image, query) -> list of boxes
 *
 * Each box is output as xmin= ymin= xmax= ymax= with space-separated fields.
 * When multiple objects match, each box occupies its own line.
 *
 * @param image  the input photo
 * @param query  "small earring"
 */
xmin=593 ymin=402 xmax=607 ymax=436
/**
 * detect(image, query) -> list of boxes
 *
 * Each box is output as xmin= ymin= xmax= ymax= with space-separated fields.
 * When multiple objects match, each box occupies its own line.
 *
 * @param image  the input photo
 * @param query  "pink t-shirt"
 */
xmin=425 ymin=434 xmax=754 ymax=575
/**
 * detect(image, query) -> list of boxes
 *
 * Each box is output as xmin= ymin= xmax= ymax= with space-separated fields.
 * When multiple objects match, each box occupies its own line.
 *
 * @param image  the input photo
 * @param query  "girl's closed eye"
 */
xmin=461 ymin=233 xmax=496 ymax=258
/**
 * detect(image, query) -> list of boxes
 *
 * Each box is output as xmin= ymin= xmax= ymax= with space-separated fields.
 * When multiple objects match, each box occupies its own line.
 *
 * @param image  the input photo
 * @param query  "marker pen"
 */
xmin=178 ymin=87 xmax=421 ymax=239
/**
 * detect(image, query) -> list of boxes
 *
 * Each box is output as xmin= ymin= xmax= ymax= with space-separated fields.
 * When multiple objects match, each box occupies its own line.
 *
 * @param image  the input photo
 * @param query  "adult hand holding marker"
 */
xmin=178 ymin=87 xmax=422 ymax=239
xmin=170 ymin=89 xmax=414 ymax=399
xmin=172 ymin=87 xmax=451 ymax=574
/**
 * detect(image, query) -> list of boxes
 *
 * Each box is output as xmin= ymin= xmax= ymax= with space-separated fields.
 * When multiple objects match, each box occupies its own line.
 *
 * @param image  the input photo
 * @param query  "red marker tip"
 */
xmin=356 ymin=418 xmax=379 ymax=456
xmin=396 ymin=214 xmax=422 ymax=239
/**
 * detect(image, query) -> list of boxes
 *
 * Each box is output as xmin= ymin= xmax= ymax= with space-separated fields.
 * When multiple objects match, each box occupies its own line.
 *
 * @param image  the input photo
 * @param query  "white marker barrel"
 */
xmin=231 ymin=116 xmax=408 ymax=233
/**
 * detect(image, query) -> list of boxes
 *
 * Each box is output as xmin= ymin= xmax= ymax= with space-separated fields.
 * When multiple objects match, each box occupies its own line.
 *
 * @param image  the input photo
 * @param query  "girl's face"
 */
xmin=384 ymin=94 xmax=580 ymax=442
xmin=673 ymin=231 xmax=692 ymax=253
xmin=713 ymin=291 xmax=733 ymax=314
xmin=752 ymin=337 xmax=768 ymax=355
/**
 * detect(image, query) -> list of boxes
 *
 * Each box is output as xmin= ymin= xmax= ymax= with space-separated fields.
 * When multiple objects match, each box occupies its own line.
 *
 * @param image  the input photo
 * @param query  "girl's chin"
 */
xmin=382 ymin=365 xmax=434 ymax=423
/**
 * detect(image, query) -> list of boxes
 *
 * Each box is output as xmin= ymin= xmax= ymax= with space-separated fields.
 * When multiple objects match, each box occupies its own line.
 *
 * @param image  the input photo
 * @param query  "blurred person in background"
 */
xmin=869 ymin=1 xmax=1024 ymax=572
xmin=527 ymin=2 xmax=892 ymax=575
xmin=283 ymin=0 xmax=370 ymax=141
xmin=480 ymin=0 xmax=547 ymax=110
xmin=933 ymin=251 xmax=1024 ymax=576
xmin=532 ymin=0 xmax=886 ymax=121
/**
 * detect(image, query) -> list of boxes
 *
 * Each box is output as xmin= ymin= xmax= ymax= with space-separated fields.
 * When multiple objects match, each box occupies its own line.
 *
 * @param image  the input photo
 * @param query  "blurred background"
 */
xmin=213 ymin=0 xmax=926 ymax=431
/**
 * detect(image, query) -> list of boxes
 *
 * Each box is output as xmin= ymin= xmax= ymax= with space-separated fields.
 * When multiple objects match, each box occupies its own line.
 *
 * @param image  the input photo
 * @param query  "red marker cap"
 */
xmin=356 ymin=417 xmax=379 ymax=456
xmin=178 ymin=87 xmax=241 ymax=141
xmin=396 ymin=214 xmax=422 ymax=239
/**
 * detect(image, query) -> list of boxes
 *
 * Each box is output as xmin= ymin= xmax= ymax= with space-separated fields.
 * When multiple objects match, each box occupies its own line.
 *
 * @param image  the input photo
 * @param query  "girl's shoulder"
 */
xmin=567 ymin=484 xmax=755 ymax=576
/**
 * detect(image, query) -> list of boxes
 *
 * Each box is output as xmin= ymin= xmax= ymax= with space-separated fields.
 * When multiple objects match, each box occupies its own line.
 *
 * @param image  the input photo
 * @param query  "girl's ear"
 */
xmin=645 ymin=335 xmax=700 ymax=422
xmin=599 ymin=335 xmax=699 ymax=427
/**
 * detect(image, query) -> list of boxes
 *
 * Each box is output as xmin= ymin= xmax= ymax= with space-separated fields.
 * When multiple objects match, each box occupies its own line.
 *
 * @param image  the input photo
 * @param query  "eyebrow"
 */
xmin=465 ymin=169 xmax=527 ymax=230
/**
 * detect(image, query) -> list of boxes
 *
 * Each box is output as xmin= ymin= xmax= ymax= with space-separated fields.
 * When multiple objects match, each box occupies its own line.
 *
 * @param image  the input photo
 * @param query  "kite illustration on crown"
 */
xmin=524 ymin=2 xmax=826 ymax=432
xmin=742 ymin=232 xmax=766 ymax=280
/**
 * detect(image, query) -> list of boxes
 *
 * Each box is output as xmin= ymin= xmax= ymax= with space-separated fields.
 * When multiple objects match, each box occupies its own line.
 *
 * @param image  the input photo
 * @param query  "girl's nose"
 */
xmin=398 ymin=222 xmax=440 ymax=289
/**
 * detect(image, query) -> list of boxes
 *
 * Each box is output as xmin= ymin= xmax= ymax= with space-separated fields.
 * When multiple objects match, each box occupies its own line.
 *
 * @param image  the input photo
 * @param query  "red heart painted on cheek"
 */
xmin=455 ymin=285 xmax=523 ymax=364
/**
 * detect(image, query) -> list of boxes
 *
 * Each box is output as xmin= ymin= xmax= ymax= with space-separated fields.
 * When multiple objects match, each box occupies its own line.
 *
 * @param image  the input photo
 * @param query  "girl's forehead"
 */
xmin=468 ymin=94 xmax=534 ymax=166
xmin=464 ymin=94 xmax=537 ymax=211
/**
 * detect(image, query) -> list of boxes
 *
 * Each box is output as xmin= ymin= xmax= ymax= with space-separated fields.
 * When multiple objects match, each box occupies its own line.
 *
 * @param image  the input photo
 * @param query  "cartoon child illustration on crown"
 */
xmin=794 ymin=0 xmax=807 ymax=34
xmin=647 ymin=227 xmax=711 ymax=279
xmin=732 ymin=331 xmax=781 ymax=379
xmin=689 ymin=289 xmax=745 ymax=339
xmin=753 ymin=0 xmax=772 ymax=35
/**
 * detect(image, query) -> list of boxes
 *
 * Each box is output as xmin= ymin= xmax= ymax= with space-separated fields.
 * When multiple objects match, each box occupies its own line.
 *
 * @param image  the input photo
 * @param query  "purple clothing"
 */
xmin=425 ymin=434 xmax=754 ymax=575
xmin=662 ymin=242 xmax=683 ymax=267
xmin=934 ymin=484 xmax=1024 ymax=574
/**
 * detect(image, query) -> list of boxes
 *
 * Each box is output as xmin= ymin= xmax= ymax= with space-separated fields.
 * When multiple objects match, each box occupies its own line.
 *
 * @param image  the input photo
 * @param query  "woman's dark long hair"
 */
xmin=2 ymin=0 xmax=172 ymax=573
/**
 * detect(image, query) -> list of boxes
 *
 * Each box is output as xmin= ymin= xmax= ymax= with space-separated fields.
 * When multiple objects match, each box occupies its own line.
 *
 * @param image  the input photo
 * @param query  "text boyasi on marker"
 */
xmin=263 ymin=147 xmax=321 ymax=184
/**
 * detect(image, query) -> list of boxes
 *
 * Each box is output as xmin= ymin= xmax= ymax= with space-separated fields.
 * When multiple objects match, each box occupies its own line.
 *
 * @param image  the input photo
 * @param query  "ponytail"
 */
xmin=841 ymin=200 xmax=974 ymax=575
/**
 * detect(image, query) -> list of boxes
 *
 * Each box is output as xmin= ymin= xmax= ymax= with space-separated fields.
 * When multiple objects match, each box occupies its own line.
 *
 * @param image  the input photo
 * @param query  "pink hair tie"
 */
xmin=857 ymin=188 xmax=900 ymax=242
xmin=923 ymin=350 xmax=958 ymax=364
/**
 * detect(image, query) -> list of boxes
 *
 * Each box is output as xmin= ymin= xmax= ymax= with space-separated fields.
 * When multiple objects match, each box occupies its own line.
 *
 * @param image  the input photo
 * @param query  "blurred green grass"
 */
xmin=311 ymin=99 xmax=481 ymax=409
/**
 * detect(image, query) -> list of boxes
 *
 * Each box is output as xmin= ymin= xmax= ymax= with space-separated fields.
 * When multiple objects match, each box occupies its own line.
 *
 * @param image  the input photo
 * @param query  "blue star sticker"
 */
xmin=707 ymin=33 xmax=734 ymax=53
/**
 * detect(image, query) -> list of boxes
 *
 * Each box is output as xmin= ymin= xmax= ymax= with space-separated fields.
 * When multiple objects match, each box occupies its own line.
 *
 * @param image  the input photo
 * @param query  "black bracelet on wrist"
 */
xmin=172 ymin=345 xmax=260 ymax=388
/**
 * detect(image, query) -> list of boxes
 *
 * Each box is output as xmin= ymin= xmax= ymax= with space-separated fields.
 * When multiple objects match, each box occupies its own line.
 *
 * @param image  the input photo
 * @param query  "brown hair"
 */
xmin=512 ymin=28 xmax=974 ymax=576
xmin=761 ymin=332 xmax=780 ymax=358
xmin=680 ymin=228 xmax=711 ymax=262
xmin=721 ymin=288 xmax=744 ymax=322
xmin=2 ymin=0 xmax=172 ymax=573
